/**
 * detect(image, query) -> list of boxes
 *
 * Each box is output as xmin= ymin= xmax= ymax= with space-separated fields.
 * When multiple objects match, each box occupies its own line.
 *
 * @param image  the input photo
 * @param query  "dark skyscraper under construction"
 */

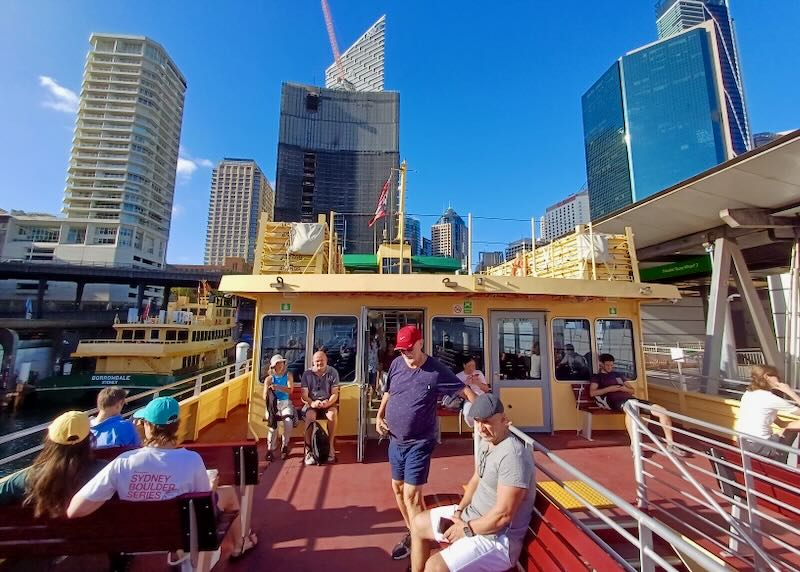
xmin=274 ymin=82 xmax=400 ymax=254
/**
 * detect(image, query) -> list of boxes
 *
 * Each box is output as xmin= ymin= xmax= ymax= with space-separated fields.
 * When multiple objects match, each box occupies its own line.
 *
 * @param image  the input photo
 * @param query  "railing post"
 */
xmin=194 ymin=373 xmax=203 ymax=397
xmin=629 ymin=404 xmax=655 ymax=572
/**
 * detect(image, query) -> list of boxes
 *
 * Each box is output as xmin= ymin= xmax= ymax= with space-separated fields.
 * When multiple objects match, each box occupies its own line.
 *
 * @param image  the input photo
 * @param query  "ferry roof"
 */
xmin=219 ymin=273 xmax=680 ymax=301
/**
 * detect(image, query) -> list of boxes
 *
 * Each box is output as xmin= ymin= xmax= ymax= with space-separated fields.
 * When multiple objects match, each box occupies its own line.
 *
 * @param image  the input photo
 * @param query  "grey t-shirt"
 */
xmin=463 ymin=436 xmax=536 ymax=563
xmin=301 ymin=366 xmax=340 ymax=401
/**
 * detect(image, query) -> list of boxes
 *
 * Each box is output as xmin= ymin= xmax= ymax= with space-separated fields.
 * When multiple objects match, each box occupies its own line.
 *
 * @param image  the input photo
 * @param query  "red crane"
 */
xmin=321 ymin=0 xmax=347 ymax=86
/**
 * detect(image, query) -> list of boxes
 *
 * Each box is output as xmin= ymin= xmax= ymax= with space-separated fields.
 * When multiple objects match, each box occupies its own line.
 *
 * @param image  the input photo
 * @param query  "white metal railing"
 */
xmin=625 ymin=400 xmax=800 ymax=571
xmin=0 ymin=359 xmax=252 ymax=475
xmin=499 ymin=426 xmax=727 ymax=571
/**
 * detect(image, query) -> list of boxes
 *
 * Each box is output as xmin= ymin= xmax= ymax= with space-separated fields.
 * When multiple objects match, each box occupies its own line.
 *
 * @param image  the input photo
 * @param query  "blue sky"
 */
xmin=0 ymin=1 xmax=797 ymax=264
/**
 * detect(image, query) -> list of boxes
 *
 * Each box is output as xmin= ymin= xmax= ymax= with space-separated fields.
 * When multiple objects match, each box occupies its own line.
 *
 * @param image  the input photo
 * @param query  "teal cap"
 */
xmin=133 ymin=396 xmax=180 ymax=425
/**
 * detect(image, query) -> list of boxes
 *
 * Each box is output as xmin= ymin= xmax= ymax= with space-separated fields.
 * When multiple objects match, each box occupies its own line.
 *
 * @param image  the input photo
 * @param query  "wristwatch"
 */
xmin=463 ymin=522 xmax=474 ymax=538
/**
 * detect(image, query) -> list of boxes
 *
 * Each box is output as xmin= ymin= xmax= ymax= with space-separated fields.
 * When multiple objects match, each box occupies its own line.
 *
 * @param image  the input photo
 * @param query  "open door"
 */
xmin=357 ymin=306 xmax=369 ymax=462
xmin=491 ymin=311 xmax=551 ymax=432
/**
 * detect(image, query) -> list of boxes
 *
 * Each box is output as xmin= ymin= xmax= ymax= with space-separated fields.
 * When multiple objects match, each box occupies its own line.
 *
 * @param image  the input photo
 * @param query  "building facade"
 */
xmin=505 ymin=238 xmax=533 ymax=261
xmin=205 ymin=159 xmax=274 ymax=265
xmin=477 ymin=251 xmax=504 ymax=273
xmin=656 ymin=0 xmax=751 ymax=155
xmin=542 ymin=189 xmax=590 ymax=242
xmin=275 ymin=82 xmax=399 ymax=254
xmin=404 ymin=216 xmax=421 ymax=255
xmin=421 ymin=237 xmax=432 ymax=257
xmin=325 ymin=15 xmax=385 ymax=92
xmin=430 ymin=208 xmax=468 ymax=265
xmin=583 ymin=23 xmax=732 ymax=220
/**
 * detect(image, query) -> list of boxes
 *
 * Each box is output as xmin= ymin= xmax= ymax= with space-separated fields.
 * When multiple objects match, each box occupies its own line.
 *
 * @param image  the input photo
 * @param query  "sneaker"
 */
xmin=265 ymin=450 xmax=274 ymax=462
xmin=391 ymin=532 xmax=411 ymax=560
xmin=327 ymin=452 xmax=337 ymax=463
xmin=281 ymin=446 xmax=289 ymax=460
xmin=667 ymin=444 xmax=688 ymax=458
xmin=304 ymin=452 xmax=316 ymax=465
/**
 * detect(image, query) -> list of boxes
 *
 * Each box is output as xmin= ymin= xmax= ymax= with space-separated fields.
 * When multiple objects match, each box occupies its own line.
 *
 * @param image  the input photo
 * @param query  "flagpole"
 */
xmin=396 ymin=160 xmax=408 ymax=275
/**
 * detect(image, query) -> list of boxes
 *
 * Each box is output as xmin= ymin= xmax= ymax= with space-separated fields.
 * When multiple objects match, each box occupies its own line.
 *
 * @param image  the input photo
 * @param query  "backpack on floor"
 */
xmin=304 ymin=421 xmax=330 ymax=465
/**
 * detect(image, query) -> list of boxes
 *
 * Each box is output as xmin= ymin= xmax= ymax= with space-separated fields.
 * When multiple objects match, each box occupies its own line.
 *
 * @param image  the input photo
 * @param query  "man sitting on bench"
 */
xmin=408 ymin=393 xmax=535 ymax=572
xmin=590 ymin=353 xmax=686 ymax=457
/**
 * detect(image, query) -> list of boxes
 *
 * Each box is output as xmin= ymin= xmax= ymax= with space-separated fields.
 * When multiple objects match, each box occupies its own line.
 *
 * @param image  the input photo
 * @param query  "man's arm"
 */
xmin=438 ymin=362 xmax=477 ymax=403
xmin=460 ymin=484 xmax=528 ymax=536
xmin=375 ymin=392 xmax=390 ymax=435
xmin=67 ymin=496 xmax=106 ymax=518
xmin=589 ymin=381 xmax=628 ymax=397
xmin=325 ymin=385 xmax=340 ymax=407
xmin=454 ymin=470 xmax=480 ymax=516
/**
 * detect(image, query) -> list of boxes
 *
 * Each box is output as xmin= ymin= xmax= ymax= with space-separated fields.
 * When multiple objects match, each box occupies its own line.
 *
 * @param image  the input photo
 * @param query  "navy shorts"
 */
xmin=389 ymin=439 xmax=437 ymax=486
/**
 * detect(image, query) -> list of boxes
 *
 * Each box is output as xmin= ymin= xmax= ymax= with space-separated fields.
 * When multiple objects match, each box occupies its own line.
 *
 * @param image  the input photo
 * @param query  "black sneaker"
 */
xmin=265 ymin=450 xmax=274 ymax=462
xmin=391 ymin=532 xmax=411 ymax=560
xmin=281 ymin=446 xmax=289 ymax=460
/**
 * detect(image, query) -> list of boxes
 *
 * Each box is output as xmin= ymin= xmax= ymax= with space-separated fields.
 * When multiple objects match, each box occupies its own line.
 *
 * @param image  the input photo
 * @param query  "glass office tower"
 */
xmin=582 ymin=24 xmax=731 ymax=220
xmin=275 ymin=83 xmax=400 ymax=254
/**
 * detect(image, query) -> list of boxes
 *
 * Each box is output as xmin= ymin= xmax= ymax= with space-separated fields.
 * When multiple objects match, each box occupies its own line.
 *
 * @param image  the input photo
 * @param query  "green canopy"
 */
xmin=342 ymin=254 xmax=462 ymax=273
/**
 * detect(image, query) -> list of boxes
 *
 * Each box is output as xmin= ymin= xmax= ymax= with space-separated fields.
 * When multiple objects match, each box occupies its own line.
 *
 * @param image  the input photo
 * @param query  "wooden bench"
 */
xmin=572 ymin=383 xmax=625 ymax=441
xmin=95 ymin=441 xmax=259 ymax=538
xmin=0 ymin=492 xmax=234 ymax=571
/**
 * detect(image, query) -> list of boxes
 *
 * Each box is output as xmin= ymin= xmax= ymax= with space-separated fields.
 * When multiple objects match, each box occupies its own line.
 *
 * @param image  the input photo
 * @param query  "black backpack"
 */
xmin=304 ymin=421 xmax=330 ymax=465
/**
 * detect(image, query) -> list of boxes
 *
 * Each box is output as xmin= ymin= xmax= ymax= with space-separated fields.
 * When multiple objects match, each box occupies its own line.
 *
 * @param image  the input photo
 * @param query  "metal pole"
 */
xmin=467 ymin=213 xmax=473 ymax=275
xmin=397 ymin=161 xmax=408 ymax=275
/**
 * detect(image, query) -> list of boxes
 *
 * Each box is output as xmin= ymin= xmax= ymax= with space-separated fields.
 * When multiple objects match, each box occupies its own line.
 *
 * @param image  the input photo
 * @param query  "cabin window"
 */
xmin=314 ymin=316 xmax=358 ymax=382
xmin=552 ymin=319 xmax=592 ymax=381
xmin=121 ymin=330 xmax=133 ymax=340
xmin=432 ymin=317 xmax=485 ymax=375
xmin=166 ymin=330 xmax=177 ymax=341
xmin=134 ymin=330 xmax=146 ymax=340
xmin=178 ymin=330 xmax=188 ymax=342
xmin=596 ymin=319 xmax=636 ymax=379
xmin=496 ymin=317 xmax=540 ymax=380
xmin=261 ymin=315 xmax=307 ymax=382
xmin=150 ymin=330 xmax=159 ymax=340
xmin=191 ymin=332 xmax=197 ymax=342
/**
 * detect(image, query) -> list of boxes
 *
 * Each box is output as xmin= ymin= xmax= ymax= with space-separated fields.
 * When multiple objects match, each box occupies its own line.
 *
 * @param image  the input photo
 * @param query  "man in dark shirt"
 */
xmin=590 ymin=353 xmax=685 ymax=457
xmin=376 ymin=325 xmax=475 ymax=560
xmin=301 ymin=351 xmax=340 ymax=464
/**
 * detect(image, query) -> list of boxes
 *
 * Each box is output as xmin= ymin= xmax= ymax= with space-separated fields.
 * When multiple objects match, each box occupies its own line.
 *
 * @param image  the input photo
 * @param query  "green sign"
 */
xmin=609 ymin=306 xmax=618 ymax=315
xmin=463 ymin=301 xmax=473 ymax=315
xmin=280 ymin=303 xmax=291 ymax=312
xmin=639 ymin=255 xmax=712 ymax=282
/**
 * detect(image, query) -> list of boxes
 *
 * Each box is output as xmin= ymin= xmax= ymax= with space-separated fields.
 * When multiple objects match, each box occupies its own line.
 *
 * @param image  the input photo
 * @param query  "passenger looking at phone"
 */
xmin=408 ymin=393 xmax=535 ymax=572
xmin=457 ymin=356 xmax=490 ymax=428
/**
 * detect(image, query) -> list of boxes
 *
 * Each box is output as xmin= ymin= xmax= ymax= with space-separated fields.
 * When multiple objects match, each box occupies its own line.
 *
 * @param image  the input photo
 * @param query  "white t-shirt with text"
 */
xmin=736 ymin=389 xmax=800 ymax=440
xmin=76 ymin=446 xmax=210 ymax=502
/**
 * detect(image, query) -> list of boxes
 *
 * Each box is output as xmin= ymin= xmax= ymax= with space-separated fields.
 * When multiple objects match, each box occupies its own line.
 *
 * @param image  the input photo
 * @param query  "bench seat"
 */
xmin=572 ymin=383 xmax=625 ymax=441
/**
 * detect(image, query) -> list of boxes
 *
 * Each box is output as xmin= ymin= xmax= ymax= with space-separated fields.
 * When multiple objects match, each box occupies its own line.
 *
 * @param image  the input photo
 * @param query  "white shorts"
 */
xmin=428 ymin=505 xmax=513 ymax=572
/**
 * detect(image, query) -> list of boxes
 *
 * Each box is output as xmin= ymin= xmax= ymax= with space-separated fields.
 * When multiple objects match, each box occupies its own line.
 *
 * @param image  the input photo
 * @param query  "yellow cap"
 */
xmin=48 ymin=411 xmax=91 ymax=445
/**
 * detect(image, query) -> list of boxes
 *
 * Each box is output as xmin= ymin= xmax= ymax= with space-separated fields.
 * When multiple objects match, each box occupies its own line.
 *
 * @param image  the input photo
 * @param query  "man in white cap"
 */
xmin=407 ymin=393 xmax=536 ymax=572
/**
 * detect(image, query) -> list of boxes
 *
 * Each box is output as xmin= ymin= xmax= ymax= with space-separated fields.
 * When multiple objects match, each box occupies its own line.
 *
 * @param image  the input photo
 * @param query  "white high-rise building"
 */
xmin=431 ymin=208 xmax=468 ymax=265
xmin=205 ymin=159 xmax=274 ymax=266
xmin=325 ymin=15 xmax=385 ymax=92
xmin=542 ymin=190 xmax=590 ymax=243
xmin=62 ymin=34 xmax=186 ymax=276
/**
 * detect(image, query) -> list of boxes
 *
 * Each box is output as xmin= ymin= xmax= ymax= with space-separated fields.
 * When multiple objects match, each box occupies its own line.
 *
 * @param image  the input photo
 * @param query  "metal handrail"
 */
xmin=504 ymin=426 xmax=728 ymax=572
xmin=625 ymin=400 xmax=800 ymax=571
xmin=0 ymin=360 xmax=252 ymax=472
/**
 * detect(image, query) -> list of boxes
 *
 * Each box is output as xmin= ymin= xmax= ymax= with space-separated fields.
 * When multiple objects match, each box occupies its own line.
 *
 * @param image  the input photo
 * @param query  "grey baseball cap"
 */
xmin=470 ymin=393 xmax=504 ymax=420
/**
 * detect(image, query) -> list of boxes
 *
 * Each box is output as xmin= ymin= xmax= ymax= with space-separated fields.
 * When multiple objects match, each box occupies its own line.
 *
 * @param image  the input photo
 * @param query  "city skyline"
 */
xmin=1 ymin=1 xmax=797 ymax=264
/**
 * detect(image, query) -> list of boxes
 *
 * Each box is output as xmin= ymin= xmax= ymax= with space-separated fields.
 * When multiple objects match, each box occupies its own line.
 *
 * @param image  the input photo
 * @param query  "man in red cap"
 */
xmin=376 ymin=325 xmax=475 ymax=560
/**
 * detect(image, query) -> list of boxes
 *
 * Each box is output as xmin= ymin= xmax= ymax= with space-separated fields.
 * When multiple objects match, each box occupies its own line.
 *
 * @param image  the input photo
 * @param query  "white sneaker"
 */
xmin=304 ymin=452 xmax=316 ymax=465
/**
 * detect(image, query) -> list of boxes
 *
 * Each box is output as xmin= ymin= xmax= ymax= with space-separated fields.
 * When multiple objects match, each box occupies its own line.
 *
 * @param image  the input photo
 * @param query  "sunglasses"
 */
xmin=478 ymin=448 xmax=489 ymax=478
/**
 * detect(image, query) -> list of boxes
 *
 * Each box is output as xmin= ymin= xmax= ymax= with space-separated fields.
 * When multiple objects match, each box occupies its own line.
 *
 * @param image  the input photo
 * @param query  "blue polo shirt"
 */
xmin=90 ymin=415 xmax=142 ymax=448
xmin=385 ymin=355 xmax=464 ymax=443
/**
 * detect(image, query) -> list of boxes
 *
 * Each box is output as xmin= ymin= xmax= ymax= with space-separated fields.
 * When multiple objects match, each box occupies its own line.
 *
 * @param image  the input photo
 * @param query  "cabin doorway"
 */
xmin=490 ymin=312 xmax=551 ymax=432
xmin=357 ymin=308 xmax=424 ymax=462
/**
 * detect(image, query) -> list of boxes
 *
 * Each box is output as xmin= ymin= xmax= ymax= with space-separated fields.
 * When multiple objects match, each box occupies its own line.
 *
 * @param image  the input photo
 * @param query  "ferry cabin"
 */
xmin=219 ymin=273 xmax=679 ymax=453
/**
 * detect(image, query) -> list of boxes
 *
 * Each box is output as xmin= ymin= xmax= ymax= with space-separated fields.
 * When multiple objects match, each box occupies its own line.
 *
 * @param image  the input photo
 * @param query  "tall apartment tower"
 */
xmin=656 ymin=0 xmax=751 ymax=155
xmin=275 ymin=82 xmax=399 ymax=254
xmin=404 ymin=216 xmax=421 ymax=255
xmin=505 ymin=238 xmax=533 ymax=261
xmin=205 ymin=159 xmax=274 ymax=266
xmin=582 ymin=23 xmax=732 ymax=220
xmin=542 ymin=189 xmax=590 ymax=242
xmin=62 ymin=34 xmax=185 ymax=271
xmin=325 ymin=15 xmax=385 ymax=92
xmin=430 ymin=208 xmax=468 ymax=265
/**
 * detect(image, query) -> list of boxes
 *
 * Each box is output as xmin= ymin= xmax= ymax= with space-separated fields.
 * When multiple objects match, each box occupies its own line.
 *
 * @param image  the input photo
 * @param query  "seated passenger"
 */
xmin=558 ymin=344 xmax=590 ymax=380
xmin=301 ymin=351 xmax=339 ymax=464
xmin=590 ymin=353 xmax=686 ymax=457
xmin=409 ymin=394 xmax=535 ymax=572
xmin=0 ymin=411 xmax=105 ymax=516
xmin=457 ymin=356 xmax=491 ymax=428
xmin=67 ymin=397 xmax=258 ymax=559
xmin=264 ymin=354 xmax=295 ymax=461
xmin=736 ymin=364 xmax=800 ymax=460
xmin=90 ymin=387 xmax=142 ymax=448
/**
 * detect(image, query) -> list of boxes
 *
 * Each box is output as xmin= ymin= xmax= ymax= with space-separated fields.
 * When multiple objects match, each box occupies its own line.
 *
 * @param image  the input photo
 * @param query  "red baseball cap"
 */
xmin=395 ymin=325 xmax=422 ymax=351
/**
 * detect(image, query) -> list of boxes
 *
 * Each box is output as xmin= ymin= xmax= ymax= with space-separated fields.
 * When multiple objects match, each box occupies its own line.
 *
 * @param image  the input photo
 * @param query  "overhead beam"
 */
xmin=720 ymin=208 xmax=799 ymax=229
xmin=636 ymin=225 xmax=753 ymax=261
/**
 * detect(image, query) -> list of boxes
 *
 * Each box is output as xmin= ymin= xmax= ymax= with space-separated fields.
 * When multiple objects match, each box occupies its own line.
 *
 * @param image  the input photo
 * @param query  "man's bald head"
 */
xmin=312 ymin=351 xmax=328 ymax=373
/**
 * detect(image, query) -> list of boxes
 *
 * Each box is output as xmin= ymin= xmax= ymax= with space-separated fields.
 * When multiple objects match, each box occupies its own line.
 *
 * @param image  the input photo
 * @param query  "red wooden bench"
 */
xmin=572 ymin=383 xmax=625 ymax=441
xmin=0 ymin=492 xmax=234 ymax=571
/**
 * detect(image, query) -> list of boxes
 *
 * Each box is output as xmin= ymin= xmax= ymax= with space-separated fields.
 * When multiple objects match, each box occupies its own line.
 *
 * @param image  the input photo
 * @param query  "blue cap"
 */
xmin=133 ymin=396 xmax=180 ymax=425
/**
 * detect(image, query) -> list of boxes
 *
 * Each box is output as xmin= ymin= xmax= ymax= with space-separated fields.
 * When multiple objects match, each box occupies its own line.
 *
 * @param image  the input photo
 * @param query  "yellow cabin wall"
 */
xmin=244 ymin=291 xmax=644 ymax=437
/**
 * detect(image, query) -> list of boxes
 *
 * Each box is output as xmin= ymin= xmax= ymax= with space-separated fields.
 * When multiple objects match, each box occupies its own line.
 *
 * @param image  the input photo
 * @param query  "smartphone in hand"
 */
xmin=438 ymin=517 xmax=455 ymax=534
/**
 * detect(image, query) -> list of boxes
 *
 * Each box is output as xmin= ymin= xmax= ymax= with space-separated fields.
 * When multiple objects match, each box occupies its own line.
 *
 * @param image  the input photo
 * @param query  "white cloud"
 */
xmin=176 ymin=151 xmax=214 ymax=183
xmin=39 ymin=76 xmax=78 ymax=113
xmin=172 ymin=204 xmax=186 ymax=217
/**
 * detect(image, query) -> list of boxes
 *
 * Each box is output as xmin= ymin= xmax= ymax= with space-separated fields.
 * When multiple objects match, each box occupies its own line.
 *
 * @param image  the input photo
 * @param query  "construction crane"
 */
xmin=320 ymin=0 xmax=352 ymax=89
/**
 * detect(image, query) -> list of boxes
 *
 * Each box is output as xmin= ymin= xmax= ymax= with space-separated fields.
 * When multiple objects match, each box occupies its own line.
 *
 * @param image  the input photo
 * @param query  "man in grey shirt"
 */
xmin=408 ymin=393 xmax=535 ymax=572
xmin=301 ymin=351 xmax=339 ymax=464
